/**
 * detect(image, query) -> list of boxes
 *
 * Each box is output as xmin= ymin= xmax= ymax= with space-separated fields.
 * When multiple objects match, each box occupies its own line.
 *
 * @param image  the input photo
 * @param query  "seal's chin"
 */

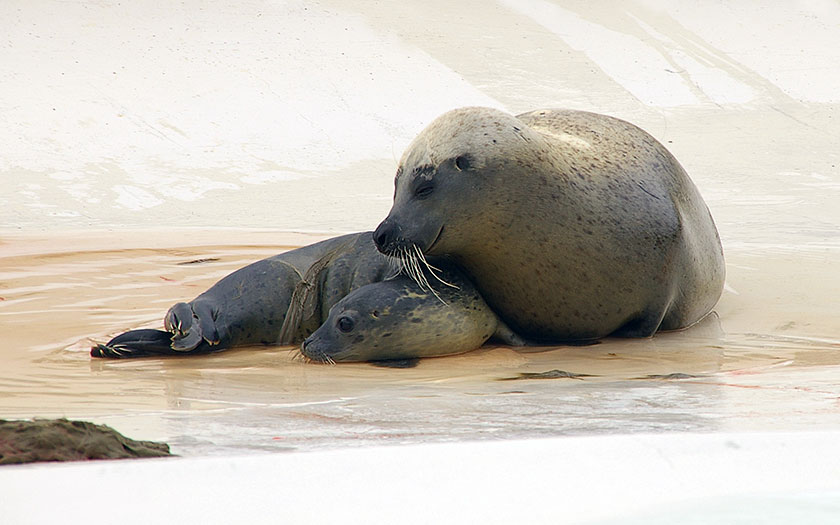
xmin=300 ymin=339 xmax=335 ymax=364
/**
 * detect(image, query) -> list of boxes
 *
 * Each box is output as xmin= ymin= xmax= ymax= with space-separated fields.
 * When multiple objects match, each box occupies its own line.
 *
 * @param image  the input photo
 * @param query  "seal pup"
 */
xmin=373 ymin=107 xmax=725 ymax=342
xmin=91 ymin=233 xmax=395 ymax=358
xmin=300 ymin=260 xmax=523 ymax=363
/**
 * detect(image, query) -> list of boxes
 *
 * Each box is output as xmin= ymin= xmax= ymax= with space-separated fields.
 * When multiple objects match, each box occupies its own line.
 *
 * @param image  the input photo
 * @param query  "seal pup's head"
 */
xmin=299 ymin=275 xmax=495 ymax=364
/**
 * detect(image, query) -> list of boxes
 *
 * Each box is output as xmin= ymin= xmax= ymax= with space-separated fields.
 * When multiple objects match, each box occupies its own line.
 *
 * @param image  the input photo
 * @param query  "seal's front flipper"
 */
xmin=613 ymin=302 xmax=671 ymax=338
xmin=165 ymin=300 xmax=225 ymax=351
xmin=91 ymin=329 xmax=179 ymax=358
xmin=278 ymin=246 xmax=344 ymax=345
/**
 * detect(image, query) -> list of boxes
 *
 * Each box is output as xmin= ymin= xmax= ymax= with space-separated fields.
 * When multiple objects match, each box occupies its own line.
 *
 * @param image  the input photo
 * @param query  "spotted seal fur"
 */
xmin=373 ymin=107 xmax=725 ymax=341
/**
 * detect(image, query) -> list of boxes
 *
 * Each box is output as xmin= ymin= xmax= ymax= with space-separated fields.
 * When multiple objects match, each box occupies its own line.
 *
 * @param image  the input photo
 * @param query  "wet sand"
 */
xmin=2 ymin=227 xmax=838 ymax=455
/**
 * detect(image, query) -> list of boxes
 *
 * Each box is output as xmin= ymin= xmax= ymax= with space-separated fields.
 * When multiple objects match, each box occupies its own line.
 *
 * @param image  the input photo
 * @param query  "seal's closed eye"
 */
xmin=414 ymin=182 xmax=434 ymax=199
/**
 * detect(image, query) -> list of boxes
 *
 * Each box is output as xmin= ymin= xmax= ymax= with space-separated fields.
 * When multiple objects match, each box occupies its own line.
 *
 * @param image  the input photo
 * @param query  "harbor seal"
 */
xmin=91 ymin=232 xmax=521 ymax=362
xmin=91 ymin=232 xmax=395 ymax=358
xmin=373 ymin=107 xmax=725 ymax=342
xmin=300 ymin=260 xmax=523 ymax=363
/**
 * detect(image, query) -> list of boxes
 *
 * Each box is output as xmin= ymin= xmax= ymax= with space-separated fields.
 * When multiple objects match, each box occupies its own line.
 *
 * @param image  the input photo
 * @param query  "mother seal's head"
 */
xmin=373 ymin=107 xmax=555 ymax=257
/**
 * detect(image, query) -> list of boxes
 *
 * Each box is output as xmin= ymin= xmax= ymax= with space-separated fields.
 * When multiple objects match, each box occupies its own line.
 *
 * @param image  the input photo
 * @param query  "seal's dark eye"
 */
xmin=455 ymin=155 xmax=471 ymax=171
xmin=414 ymin=183 xmax=434 ymax=199
xmin=337 ymin=316 xmax=354 ymax=333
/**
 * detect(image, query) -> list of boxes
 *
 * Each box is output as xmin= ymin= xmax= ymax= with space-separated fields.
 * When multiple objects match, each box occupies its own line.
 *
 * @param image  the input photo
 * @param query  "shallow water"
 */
xmin=2 ymin=229 xmax=838 ymax=456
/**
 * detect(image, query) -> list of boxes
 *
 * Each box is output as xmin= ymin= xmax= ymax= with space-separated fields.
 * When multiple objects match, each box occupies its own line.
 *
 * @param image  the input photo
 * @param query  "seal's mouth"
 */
xmin=425 ymin=226 xmax=444 ymax=254
xmin=299 ymin=339 xmax=336 ymax=365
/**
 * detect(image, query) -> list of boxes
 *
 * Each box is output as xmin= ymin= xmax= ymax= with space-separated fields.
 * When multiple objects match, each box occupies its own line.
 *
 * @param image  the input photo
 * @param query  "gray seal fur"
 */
xmin=91 ymin=232 xmax=395 ymax=358
xmin=373 ymin=107 xmax=725 ymax=342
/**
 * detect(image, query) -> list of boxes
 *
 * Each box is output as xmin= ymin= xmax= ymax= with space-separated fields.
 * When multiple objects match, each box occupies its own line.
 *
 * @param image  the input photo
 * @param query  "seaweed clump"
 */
xmin=0 ymin=418 xmax=172 ymax=465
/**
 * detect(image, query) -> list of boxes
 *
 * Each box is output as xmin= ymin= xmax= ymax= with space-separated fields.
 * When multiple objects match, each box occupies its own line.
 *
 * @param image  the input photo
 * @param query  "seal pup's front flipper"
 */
xmin=490 ymin=318 xmax=528 ymax=347
xmin=163 ymin=300 xmax=229 ymax=351
xmin=91 ymin=329 xmax=185 ymax=358
xmin=278 ymin=244 xmax=345 ymax=345
xmin=164 ymin=302 xmax=201 ymax=350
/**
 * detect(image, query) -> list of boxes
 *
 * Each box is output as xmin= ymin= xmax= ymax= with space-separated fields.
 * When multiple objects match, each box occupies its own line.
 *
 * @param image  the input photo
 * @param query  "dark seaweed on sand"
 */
xmin=0 ymin=418 xmax=173 ymax=465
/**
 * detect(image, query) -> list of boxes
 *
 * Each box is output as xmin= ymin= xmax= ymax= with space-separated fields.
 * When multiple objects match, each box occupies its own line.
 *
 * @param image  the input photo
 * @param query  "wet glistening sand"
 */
xmin=2 ymin=226 xmax=838 ymax=455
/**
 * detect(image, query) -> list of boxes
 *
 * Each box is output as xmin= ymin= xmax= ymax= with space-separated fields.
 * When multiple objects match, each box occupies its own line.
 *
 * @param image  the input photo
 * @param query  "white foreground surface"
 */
xmin=3 ymin=431 xmax=840 ymax=525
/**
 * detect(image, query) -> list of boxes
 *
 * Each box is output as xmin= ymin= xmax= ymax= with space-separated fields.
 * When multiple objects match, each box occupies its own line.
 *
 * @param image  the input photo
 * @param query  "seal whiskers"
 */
xmin=394 ymin=245 xmax=448 ymax=305
xmin=412 ymin=245 xmax=458 ymax=289
xmin=385 ymin=254 xmax=403 ymax=280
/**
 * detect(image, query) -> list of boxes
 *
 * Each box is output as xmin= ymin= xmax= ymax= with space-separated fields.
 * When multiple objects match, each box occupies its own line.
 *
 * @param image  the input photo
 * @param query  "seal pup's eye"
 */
xmin=414 ymin=183 xmax=434 ymax=199
xmin=454 ymin=155 xmax=471 ymax=171
xmin=371 ymin=310 xmax=380 ymax=319
xmin=337 ymin=316 xmax=355 ymax=333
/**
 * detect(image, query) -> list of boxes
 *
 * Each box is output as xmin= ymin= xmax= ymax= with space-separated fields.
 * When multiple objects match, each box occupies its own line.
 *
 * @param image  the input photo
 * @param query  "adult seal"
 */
xmin=372 ymin=107 xmax=725 ymax=342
